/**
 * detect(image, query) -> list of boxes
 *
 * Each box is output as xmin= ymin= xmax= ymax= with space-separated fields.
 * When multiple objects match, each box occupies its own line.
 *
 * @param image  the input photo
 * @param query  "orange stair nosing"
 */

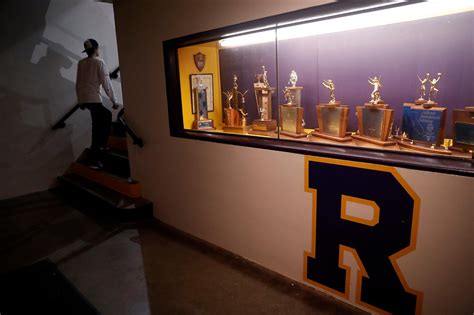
xmin=67 ymin=162 xmax=141 ymax=198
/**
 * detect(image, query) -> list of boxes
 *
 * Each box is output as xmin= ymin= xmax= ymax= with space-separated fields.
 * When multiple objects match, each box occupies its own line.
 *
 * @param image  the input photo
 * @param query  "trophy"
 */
xmin=192 ymin=76 xmax=214 ymax=130
xmin=450 ymin=107 xmax=474 ymax=153
xmin=351 ymin=75 xmax=396 ymax=146
xmin=222 ymin=74 xmax=249 ymax=133
xmin=398 ymin=73 xmax=451 ymax=154
xmin=311 ymin=79 xmax=352 ymax=142
xmin=278 ymin=71 xmax=306 ymax=138
xmin=286 ymin=70 xmax=303 ymax=106
xmin=249 ymin=66 xmax=277 ymax=134
xmin=414 ymin=73 xmax=429 ymax=105
xmin=426 ymin=73 xmax=442 ymax=106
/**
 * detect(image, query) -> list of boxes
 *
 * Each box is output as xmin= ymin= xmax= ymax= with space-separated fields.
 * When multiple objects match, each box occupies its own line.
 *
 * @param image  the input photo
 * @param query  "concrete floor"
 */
xmin=0 ymin=191 xmax=366 ymax=315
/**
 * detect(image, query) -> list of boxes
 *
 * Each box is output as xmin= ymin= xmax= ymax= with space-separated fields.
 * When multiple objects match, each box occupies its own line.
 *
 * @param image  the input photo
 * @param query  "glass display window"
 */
xmin=164 ymin=0 xmax=474 ymax=176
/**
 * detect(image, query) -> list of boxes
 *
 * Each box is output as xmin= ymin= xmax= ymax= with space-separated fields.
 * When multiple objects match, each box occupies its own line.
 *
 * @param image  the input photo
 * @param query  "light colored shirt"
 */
xmin=76 ymin=56 xmax=116 ymax=104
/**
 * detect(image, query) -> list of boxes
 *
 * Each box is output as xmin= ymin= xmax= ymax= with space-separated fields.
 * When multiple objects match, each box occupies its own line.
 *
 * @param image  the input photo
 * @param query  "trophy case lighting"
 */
xmin=164 ymin=0 xmax=474 ymax=176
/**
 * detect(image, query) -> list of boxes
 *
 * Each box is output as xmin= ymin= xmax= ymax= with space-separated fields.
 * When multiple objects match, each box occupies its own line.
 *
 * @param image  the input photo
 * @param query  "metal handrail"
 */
xmin=117 ymin=109 xmax=144 ymax=148
xmin=51 ymin=104 xmax=82 ymax=130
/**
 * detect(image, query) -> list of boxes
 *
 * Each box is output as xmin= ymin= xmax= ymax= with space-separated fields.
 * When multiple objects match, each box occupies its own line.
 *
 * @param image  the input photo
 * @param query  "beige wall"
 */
xmin=113 ymin=1 xmax=473 ymax=314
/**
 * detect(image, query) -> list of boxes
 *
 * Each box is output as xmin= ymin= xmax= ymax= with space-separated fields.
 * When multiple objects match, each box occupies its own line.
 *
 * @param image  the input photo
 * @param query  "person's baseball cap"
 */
xmin=82 ymin=38 xmax=99 ymax=53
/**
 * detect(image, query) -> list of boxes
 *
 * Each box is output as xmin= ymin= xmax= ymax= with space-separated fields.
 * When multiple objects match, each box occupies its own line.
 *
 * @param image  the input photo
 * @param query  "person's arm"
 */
xmin=98 ymin=59 xmax=118 ymax=108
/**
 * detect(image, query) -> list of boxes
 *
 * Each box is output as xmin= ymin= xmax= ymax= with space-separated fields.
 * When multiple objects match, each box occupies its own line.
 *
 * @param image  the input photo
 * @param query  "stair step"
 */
xmin=78 ymin=148 xmax=130 ymax=179
xmin=58 ymin=174 xmax=152 ymax=211
xmin=107 ymin=136 xmax=127 ymax=152
xmin=67 ymin=162 xmax=141 ymax=198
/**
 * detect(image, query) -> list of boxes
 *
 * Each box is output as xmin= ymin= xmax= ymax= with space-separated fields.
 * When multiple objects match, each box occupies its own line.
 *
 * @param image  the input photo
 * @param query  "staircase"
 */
xmin=57 ymin=119 xmax=152 ymax=220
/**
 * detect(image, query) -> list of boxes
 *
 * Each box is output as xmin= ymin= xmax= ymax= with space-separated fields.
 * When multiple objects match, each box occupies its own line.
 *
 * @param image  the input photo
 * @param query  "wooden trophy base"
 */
xmin=407 ymin=100 xmax=439 ymax=109
xmin=279 ymin=130 xmax=308 ymax=138
xmin=398 ymin=140 xmax=452 ymax=155
xmin=223 ymin=125 xmax=250 ymax=133
xmin=249 ymin=119 xmax=277 ymax=133
xmin=363 ymin=102 xmax=389 ymax=109
xmin=319 ymin=101 xmax=342 ymax=107
xmin=422 ymin=101 xmax=438 ymax=109
xmin=311 ymin=129 xmax=352 ymax=142
xmin=352 ymin=134 xmax=396 ymax=146
xmin=193 ymin=119 xmax=215 ymax=130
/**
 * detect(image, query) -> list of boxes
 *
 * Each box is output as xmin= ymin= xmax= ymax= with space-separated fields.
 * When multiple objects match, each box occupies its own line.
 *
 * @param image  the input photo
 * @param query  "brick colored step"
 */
xmin=58 ymin=174 xmax=152 ymax=211
xmin=107 ymin=136 xmax=128 ymax=152
xmin=67 ymin=162 xmax=141 ymax=198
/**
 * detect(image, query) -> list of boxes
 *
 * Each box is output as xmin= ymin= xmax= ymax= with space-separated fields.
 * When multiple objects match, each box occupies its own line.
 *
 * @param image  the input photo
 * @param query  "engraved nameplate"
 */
xmin=197 ymin=120 xmax=213 ymax=129
xmin=362 ymin=108 xmax=384 ymax=139
xmin=454 ymin=122 xmax=474 ymax=145
xmin=281 ymin=107 xmax=297 ymax=134
xmin=402 ymin=107 xmax=442 ymax=143
xmin=321 ymin=107 xmax=341 ymax=136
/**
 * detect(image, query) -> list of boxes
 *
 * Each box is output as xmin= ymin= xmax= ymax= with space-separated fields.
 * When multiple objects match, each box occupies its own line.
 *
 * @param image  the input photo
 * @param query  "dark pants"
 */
xmin=85 ymin=103 xmax=112 ymax=161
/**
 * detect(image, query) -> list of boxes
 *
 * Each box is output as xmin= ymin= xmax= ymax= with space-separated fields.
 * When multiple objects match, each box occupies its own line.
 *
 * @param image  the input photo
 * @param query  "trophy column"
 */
xmin=250 ymin=66 xmax=277 ymax=135
xmin=311 ymin=79 xmax=352 ymax=142
xmin=278 ymin=71 xmax=306 ymax=138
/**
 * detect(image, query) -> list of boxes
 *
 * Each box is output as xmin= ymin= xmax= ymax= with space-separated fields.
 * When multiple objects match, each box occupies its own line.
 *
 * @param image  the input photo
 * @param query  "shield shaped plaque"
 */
xmin=193 ymin=52 xmax=206 ymax=72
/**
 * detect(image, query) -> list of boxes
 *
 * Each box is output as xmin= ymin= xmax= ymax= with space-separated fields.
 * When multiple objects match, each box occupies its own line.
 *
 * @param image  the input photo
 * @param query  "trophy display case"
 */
xmin=165 ymin=1 xmax=473 ymax=175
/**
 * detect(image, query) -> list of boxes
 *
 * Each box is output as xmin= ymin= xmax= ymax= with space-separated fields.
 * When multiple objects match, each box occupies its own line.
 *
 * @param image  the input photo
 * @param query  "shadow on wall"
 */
xmin=0 ymin=0 xmax=89 ymax=199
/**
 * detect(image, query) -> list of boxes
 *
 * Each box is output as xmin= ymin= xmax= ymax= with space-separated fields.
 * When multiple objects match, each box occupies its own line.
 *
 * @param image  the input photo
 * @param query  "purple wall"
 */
xmin=219 ymin=11 xmax=474 ymax=136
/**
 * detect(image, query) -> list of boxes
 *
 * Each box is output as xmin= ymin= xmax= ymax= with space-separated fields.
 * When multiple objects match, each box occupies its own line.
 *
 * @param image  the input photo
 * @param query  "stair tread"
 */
xmin=59 ymin=174 xmax=151 ymax=210
xmin=102 ymin=148 xmax=128 ymax=159
xmin=77 ymin=149 xmax=131 ymax=180
xmin=67 ymin=162 xmax=141 ymax=198
xmin=72 ymin=161 xmax=133 ymax=183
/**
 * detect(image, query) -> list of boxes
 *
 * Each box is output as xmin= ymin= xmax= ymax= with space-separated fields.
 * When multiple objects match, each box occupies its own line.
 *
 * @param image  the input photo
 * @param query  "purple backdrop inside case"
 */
xmin=219 ymin=11 xmax=473 ymax=137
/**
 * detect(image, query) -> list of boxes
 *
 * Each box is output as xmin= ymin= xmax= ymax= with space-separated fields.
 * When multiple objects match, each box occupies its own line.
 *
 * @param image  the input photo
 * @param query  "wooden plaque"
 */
xmin=352 ymin=104 xmax=395 ymax=146
xmin=312 ymin=103 xmax=351 ymax=142
xmin=452 ymin=107 xmax=474 ymax=151
xmin=279 ymin=105 xmax=306 ymax=138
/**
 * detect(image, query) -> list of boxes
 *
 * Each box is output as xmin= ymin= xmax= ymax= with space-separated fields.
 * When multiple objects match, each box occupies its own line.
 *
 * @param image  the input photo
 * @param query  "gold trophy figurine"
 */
xmin=283 ymin=87 xmax=293 ymax=105
xmin=368 ymin=75 xmax=383 ymax=104
xmin=415 ymin=73 xmax=429 ymax=105
xmin=289 ymin=70 xmax=298 ymax=87
xmin=426 ymin=72 xmax=442 ymax=106
xmin=262 ymin=65 xmax=269 ymax=87
xmin=322 ymin=79 xmax=337 ymax=105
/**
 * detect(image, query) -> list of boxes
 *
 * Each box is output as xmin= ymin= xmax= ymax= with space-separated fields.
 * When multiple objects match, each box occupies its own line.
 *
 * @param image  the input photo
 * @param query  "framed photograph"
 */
xmin=190 ymin=74 xmax=214 ymax=114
